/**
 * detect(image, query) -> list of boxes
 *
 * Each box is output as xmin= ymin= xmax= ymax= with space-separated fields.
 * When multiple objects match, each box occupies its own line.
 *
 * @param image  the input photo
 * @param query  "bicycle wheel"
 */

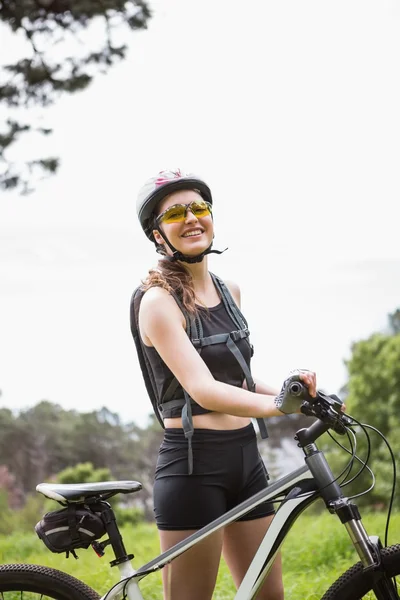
xmin=0 ymin=563 xmax=100 ymax=600
xmin=321 ymin=544 xmax=400 ymax=599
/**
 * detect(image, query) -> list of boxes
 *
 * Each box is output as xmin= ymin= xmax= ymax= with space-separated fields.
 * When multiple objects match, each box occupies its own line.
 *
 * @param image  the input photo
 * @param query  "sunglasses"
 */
xmin=156 ymin=199 xmax=212 ymax=225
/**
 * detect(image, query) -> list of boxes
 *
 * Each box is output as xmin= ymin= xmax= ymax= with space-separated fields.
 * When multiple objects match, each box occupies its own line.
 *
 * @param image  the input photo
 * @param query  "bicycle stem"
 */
xmin=296 ymin=423 xmax=376 ymax=569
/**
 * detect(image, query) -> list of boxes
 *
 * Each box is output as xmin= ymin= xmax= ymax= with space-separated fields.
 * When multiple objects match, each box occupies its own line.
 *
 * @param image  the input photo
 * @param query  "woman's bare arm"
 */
xmin=243 ymin=378 xmax=280 ymax=396
xmin=139 ymin=287 xmax=285 ymax=418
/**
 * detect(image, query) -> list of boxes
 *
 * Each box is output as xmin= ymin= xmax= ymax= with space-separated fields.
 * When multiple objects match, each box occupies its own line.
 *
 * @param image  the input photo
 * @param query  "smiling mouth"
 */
xmin=181 ymin=229 xmax=204 ymax=238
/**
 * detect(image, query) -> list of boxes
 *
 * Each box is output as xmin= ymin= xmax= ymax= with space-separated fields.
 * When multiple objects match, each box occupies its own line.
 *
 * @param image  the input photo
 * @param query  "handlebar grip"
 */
xmin=275 ymin=375 xmax=312 ymax=414
xmin=287 ymin=380 xmax=306 ymax=397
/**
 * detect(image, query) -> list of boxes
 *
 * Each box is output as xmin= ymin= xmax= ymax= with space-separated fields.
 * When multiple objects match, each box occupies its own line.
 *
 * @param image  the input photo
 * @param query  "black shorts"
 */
xmin=153 ymin=423 xmax=275 ymax=530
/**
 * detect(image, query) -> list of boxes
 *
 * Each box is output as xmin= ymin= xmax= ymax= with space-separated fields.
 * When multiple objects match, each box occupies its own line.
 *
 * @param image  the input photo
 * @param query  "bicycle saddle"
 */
xmin=36 ymin=480 xmax=142 ymax=503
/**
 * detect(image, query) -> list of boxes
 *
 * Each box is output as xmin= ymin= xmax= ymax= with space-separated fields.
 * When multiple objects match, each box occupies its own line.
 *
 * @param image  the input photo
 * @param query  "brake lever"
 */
xmin=316 ymin=391 xmax=353 ymax=426
xmin=301 ymin=392 xmax=351 ymax=435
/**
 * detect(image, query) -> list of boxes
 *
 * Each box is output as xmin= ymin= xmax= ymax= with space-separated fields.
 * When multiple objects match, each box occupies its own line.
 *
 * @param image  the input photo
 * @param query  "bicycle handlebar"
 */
xmin=278 ymin=375 xmax=352 ymax=435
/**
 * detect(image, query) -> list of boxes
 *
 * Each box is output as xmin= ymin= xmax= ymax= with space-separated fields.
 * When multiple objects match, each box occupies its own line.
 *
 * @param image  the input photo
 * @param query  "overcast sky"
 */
xmin=1 ymin=0 xmax=399 ymax=427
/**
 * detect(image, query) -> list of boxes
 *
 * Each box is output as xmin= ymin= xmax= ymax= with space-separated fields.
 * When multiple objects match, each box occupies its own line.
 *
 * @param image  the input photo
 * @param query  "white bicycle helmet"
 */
xmin=136 ymin=169 xmax=212 ymax=240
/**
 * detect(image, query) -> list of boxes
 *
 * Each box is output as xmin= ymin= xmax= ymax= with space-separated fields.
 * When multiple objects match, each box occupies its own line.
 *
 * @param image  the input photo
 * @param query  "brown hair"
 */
xmin=141 ymin=260 xmax=198 ymax=315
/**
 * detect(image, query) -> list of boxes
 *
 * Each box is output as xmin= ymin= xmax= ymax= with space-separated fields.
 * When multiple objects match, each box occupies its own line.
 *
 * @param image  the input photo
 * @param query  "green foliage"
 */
xmin=0 ymin=0 xmax=151 ymax=193
xmin=0 ymin=513 xmax=399 ymax=599
xmin=56 ymin=462 xmax=111 ymax=484
xmin=0 ymin=490 xmax=45 ymax=535
xmin=0 ymin=402 xmax=162 ymax=528
xmin=54 ymin=462 xmax=145 ymax=525
xmin=0 ymin=530 xmax=48 ymax=564
xmin=0 ymin=490 xmax=14 ymax=535
xmin=342 ymin=308 xmax=400 ymax=508
xmin=12 ymin=493 xmax=46 ymax=532
xmin=113 ymin=504 xmax=144 ymax=526
xmin=388 ymin=309 xmax=400 ymax=335
xmin=346 ymin=333 xmax=400 ymax=432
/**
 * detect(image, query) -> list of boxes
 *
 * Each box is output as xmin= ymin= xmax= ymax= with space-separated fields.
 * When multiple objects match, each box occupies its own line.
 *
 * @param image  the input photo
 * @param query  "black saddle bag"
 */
xmin=35 ymin=503 xmax=106 ymax=557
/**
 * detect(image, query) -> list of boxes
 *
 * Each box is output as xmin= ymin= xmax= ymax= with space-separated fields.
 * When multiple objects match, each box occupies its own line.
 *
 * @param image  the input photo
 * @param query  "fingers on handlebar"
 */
xmin=298 ymin=370 xmax=317 ymax=397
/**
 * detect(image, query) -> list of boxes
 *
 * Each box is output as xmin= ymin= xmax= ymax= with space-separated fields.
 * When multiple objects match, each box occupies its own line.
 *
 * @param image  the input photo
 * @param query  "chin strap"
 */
xmin=155 ymin=227 xmax=228 ymax=264
xmin=167 ymin=246 xmax=228 ymax=264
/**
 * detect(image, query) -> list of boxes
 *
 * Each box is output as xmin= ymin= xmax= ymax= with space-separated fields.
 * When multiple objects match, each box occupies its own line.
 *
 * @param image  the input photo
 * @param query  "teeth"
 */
xmin=183 ymin=230 xmax=202 ymax=237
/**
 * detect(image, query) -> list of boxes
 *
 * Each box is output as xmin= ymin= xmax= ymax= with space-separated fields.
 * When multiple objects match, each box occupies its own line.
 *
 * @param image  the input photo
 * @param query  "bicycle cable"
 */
xmin=338 ymin=420 xmax=371 ymax=487
xmin=325 ymin=417 xmax=377 ymax=499
xmin=333 ymin=427 xmax=375 ymax=493
xmin=103 ymin=575 xmax=130 ymax=600
xmin=326 ymin=426 xmax=361 ymax=488
xmin=328 ymin=419 xmax=375 ymax=491
xmin=338 ymin=415 xmax=396 ymax=548
xmin=281 ymin=409 xmax=383 ymax=504
xmin=344 ymin=420 xmax=375 ymax=495
xmin=351 ymin=418 xmax=397 ymax=548
xmin=331 ymin=417 xmax=398 ymax=592
xmin=327 ymin=425 xmax=358 ymax=486
xmin=359 ymin=420 xmax=399 ymax=592
xmin=272 ymin=421 xmax=362 ymax=506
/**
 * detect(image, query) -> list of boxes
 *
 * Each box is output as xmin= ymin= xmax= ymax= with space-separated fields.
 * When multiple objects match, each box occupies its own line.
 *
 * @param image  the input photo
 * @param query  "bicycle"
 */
xmin=0 ymin=380 xmax=399 ymax=599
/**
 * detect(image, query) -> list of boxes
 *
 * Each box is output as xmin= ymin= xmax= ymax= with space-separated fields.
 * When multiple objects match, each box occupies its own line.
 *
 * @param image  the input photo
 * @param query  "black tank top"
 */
xmin=141 ymin=301 xmax=252 ymax=418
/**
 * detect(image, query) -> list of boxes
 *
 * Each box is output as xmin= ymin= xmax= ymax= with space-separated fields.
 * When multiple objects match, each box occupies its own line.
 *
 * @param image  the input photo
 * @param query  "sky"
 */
xmin=1 ymin=0 xmax=400 ymax=427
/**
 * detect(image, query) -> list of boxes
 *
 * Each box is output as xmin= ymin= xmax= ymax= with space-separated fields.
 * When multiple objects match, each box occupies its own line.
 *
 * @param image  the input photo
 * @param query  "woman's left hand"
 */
xmin=297 ymin=369 xmax=317 ymax=398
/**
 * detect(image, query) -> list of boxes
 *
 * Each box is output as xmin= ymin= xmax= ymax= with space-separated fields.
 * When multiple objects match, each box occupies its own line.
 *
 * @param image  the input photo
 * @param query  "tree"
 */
xmin=0 ymin=400 xmax=162 ymax=519
xmin=0 ymin=0 xmax=151 ymax=193
xmin=341 ymin=308 xmax=400 ymax=508
xmin=0 ymin=464 xmax=23 ymax=509
xmin=388 ymin=308 xmax=400 ymax=335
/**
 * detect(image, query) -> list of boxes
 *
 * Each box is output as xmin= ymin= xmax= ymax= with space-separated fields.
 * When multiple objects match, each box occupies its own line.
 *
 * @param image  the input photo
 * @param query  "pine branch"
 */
xmin=0 ymin=0 xmax=151 ymax=193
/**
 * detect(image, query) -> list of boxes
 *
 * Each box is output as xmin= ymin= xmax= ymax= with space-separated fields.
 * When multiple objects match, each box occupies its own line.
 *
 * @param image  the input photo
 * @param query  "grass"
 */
xmin=0 ymin=510 xmax=399 ymax=599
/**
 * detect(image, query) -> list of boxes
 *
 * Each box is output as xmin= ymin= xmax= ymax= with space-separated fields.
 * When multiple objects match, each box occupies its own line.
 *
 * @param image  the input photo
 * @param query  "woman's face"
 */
xmin=153 ymin=189 xmax=214 ymax=257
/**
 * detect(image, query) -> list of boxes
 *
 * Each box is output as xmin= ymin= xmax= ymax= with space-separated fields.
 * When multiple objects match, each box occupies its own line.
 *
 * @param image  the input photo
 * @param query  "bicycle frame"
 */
xmin=33 ymin=393 xmax=398 ymax=600
xmin=101 ymin=463 xmax=320 ymax=600
xmin=102 ymin=418 xmax=395 ymax=600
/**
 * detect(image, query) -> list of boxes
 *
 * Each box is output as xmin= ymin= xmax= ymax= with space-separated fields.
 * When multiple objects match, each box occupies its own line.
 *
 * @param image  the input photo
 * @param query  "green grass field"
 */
xmin=0 ymin=510 xmax=399 ymax=599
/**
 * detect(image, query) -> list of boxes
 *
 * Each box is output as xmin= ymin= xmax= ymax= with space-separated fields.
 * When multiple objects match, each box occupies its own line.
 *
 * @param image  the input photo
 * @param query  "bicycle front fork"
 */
xmin=329 ymin=499 xmax=399 ymax=600
xmin=296 ymin=428 xmax=399 ymax=600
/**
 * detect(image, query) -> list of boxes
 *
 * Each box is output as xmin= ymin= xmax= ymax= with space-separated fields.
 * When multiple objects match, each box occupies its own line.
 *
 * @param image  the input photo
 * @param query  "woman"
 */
xmin=131 ymin=168 xmax=317 ymax=600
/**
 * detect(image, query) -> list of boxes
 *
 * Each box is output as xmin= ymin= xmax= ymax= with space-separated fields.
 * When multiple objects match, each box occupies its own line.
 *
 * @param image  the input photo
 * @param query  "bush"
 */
xmin=0 ymin=491 xmax=14 ymax=535
xmin=114 ymin=505 xmax=145 ymax=527
xmin=13 ymin=494 xmax=46 ymax=533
